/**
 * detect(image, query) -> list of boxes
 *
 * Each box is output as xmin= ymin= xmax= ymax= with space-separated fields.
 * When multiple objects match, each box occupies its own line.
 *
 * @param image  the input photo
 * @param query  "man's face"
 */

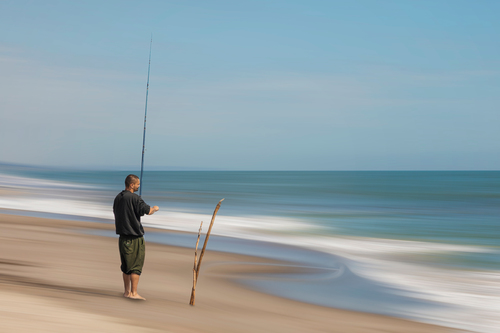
xmin=131 ymin=180 xmax=140 ymax=193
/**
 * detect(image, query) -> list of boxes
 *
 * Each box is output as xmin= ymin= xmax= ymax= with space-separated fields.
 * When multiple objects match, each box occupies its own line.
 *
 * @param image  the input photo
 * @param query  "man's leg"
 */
xmin=123 ymin=273 xmax=131 ymax=297
xmin=129 ymin=273 xmax=146 ymax=300
xmin=119 ymin=236 xmax=146 ymax=300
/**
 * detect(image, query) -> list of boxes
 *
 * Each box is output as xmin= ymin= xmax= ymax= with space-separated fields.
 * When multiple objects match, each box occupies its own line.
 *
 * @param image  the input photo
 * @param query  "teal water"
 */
xmin=143 ymin=170 xmax=500 ymax=248
xmin=1 ymin=165 xmax=499 ymax=264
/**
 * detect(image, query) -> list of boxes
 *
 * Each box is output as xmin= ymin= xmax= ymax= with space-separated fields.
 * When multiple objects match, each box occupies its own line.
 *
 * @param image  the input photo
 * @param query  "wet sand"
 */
xmin=0 ymin=213 xmax=463 ymax=332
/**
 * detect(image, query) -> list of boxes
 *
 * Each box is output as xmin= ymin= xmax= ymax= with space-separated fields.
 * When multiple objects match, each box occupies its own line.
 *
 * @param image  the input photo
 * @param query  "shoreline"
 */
xmin=0 ymin=213 xmax=462 ymax=332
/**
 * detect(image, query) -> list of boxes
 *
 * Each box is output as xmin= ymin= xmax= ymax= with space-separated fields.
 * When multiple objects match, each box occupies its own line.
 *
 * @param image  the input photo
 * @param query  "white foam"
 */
xmin=143 ymin=210 xmax=317 ymax=235
xmin=0 ymin=173 xmax=94 ymax=190
xmin=0 ymin=196 xmax=113 ymax=219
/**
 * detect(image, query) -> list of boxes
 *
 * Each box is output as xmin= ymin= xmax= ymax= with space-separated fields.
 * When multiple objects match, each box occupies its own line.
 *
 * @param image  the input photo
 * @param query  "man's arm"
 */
xmin=148 ymin=206 xmax=159 ymax=215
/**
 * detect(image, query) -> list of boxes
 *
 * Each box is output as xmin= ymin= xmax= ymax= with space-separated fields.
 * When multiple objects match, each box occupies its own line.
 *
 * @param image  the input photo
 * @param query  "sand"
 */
xmin=0 ymin=213 xmax=463 ymax=333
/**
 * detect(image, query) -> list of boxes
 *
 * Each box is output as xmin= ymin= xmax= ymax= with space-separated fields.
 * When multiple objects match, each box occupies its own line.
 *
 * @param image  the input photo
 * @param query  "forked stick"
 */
xmin=189 ymin=221 xmax=203 ymax=305
xmin=189 ymin=198 xmax=224 ymax=305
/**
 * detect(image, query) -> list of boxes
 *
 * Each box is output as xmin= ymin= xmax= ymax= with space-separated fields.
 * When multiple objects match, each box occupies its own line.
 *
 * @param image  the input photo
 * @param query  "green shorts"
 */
xmin=119 ymin=235 xmax=145 ymax=275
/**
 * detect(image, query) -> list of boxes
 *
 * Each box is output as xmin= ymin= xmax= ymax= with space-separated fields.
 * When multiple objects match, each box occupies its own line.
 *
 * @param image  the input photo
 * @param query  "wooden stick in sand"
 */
xmin=189 ymin=221 xmax=203 ymax=306
xmin=189 ymin=198 xmax=224 ymax=305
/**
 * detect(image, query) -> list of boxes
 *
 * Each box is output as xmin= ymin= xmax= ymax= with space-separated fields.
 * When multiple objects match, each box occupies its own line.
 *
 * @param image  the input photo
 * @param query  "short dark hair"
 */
xmin=125 ymin=174 xmax=140 ymax=188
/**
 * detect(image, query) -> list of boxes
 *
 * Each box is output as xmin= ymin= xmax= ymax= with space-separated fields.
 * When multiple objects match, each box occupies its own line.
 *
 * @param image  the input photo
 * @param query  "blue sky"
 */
xmin=0 ymin=0 xmax=498 ymax=170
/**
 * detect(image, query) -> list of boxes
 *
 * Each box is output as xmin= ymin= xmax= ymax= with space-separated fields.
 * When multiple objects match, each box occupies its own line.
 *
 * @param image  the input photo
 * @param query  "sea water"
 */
xmin=0 ymin=164 xmax=498 ymax=332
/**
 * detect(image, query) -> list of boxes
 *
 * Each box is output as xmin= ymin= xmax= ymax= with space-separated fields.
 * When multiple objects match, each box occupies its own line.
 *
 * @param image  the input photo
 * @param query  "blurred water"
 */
xmin=0 ymin=164 xmax=499 ymax=332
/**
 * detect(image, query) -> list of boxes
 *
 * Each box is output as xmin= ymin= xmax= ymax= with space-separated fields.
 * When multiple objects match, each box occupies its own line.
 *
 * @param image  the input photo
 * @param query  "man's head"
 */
xmin=125 ymin=174 xmax=140 ymax=193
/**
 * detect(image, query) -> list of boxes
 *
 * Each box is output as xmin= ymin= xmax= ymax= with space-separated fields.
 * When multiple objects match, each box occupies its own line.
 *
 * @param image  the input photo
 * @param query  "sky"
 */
xmin=0 ymin=0 xmax=499 ymax=170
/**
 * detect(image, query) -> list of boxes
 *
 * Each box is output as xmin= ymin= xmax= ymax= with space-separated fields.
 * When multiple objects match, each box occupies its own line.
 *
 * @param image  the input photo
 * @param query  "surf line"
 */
xmin=139 ymin=36 xmax=152 ymax=197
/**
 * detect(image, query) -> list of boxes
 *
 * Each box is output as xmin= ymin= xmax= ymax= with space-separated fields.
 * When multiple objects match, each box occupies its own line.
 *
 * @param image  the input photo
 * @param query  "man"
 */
xmin=113 ymin=174 xmax=159 ymax=300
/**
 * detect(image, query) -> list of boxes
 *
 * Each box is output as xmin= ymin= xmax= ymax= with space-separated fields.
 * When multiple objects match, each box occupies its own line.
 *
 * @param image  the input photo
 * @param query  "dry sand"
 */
xmin=0 ymin=213 xmax=463 ymax=332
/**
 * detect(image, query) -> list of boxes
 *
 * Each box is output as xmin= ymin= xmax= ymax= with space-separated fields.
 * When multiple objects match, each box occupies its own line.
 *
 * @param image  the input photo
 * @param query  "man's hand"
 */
xmin=148 ymin=206 xmax=159 ymax=215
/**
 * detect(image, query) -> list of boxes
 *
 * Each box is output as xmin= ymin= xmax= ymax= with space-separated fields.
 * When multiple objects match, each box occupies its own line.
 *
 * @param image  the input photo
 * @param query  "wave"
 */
xmin=0 ymin=173 xmax=95 ymax=190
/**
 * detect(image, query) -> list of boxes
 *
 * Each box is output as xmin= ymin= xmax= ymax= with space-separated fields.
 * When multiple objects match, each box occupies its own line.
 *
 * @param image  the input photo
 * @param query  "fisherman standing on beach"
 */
xmin=113 ymin=174 xmax=159 ymax=300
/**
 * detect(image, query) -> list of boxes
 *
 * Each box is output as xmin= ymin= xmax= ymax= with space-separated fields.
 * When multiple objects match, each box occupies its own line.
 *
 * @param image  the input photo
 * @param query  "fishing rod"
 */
xmin=139 ymin=36 xmax=152 ymax=196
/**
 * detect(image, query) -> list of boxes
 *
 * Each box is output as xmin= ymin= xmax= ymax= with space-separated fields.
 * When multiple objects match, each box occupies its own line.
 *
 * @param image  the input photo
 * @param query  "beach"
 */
xmin=0 ymin=213 xmax=461 ymax=333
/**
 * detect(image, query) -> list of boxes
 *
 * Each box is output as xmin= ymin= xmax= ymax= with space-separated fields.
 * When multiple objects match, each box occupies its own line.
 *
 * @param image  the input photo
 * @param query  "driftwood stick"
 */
xmin=189 ymin=221 xmax=203 ymax=306
xmin=196 ymin=198 xmax=224 ymax=281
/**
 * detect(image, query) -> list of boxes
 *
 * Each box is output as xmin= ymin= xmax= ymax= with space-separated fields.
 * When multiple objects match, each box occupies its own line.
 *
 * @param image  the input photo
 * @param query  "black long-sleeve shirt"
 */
xmin=113 ymin=190 xmax=151 ymax=236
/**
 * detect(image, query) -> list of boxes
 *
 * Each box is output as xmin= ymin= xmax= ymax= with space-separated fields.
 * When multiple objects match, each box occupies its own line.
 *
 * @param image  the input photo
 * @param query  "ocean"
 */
xmin=0 ymin=164 xmax=498 ymax=332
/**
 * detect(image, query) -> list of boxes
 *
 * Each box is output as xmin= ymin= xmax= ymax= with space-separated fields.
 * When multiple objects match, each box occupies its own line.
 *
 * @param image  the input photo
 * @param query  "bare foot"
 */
xmin=128 ymin=293 xmax=146 ymax=300
xmin=123 ymin=292 xmax=131 ymax=298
